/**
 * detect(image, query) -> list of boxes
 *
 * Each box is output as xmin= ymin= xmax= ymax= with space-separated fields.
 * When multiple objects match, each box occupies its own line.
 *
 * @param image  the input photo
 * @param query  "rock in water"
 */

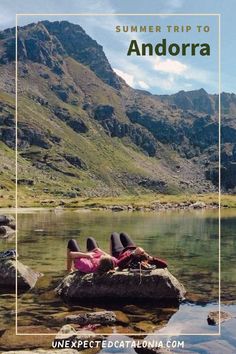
xmin=0 ymin=215 xmax=15 ymax=238
xmin=56 ymin=269 xmax=186 ymax=303
xmin=207 ymin=311 xmax=233 ymax=325
xmin=66 ymin=311 xmax=116 ymax=325
xmin=0 ymin=215 xmax=15 ymax=226
xmin=0 ymin=259 xmax=42 ymax=291
xmin=0 ymin=225 xmax=15 ymax=238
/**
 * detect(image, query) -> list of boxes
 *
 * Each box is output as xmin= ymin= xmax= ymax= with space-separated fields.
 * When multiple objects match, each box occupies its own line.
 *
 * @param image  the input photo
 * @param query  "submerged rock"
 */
xmin=66 ymin=311 xmax=116 ymax=325
xmin=55 ymin=324 xmax=79 ymax=339
xmin=54 ymin=324 xmax=104 ymax=345
xmin=0 ymin=326 xmax=55 ymax=350
xmin=0 ymin=259 xmax=42 ymax=291
xmin=56 ymin=269 xmax=186 ymax=303
xmin=133 ymin=321 xmax=157 ymax=333
xmin=114 ymin=310 xmax=130 ymax=325
xmin=135 ymin=346 xmax=174 ymax=354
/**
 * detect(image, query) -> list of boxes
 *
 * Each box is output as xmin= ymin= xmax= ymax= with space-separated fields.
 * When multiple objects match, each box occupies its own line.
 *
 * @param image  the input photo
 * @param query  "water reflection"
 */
xmin=15 ymin=209 xmax=222 ymax=298
xmin=0 ymin=208 xmax=235 ymax=337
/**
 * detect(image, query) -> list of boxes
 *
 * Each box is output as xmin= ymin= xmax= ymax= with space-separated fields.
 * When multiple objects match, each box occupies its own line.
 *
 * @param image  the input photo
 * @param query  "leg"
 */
xmin=67 ymin=239 xmax=80 ymax=272
xmin=86 ymin=237 xmax=99 ymax=251
xmin=110 ymin=232 xmax=124 ymax=258
xmin=120 ymin=232 xmax=136 ymax=248
xmin=67 ymin=239 xmax=81 ymax=252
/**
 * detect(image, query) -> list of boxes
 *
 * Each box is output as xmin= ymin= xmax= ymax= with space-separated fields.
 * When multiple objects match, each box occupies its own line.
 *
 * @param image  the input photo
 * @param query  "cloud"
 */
xmin=144 ymin=54 xmax=217 ymax=91
xmin=114 ymin=68 xmax=134 ymax=86
xmin=0 ymin=7 xmax=15 ymax=28
xmin=158 ymin=0 xmax=184 ymax=16
xmin=153 ymin=58 xmax=188 ymax=75
xmin=114 ymin=68 xmax=150 ymax=90
xmin=138 ymin=80 xmax=150 ymax=90
xmin=168 ymin=0 xmax=184 ymax=9
xmin=114 ymin=52 xmax=217 ymax=93
xmin=113 ymin=46 xmax=216 ymax=93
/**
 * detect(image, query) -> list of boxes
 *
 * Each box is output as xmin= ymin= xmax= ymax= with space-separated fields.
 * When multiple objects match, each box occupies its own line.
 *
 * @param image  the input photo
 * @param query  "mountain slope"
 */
xmin=0 ymin=20 xmax=235 ymax=203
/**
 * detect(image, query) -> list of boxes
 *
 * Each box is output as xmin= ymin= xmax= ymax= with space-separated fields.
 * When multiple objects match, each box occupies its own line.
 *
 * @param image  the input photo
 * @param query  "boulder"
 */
xmin=111 ymin=205 xmax=127 ymax=212
xmin=207 ymin=311 xmax=233 ymax=325
xmin=56 ymin=269 xmax=186 ymax=303
xmin=0 ymin=225 xmax=15 ymax=238
xmin=0 ymin=258 xmax=42 ymax=291
xmin=190 ymin=201 xmax=206 ymax=209
xmin=0 ymin=214 xmax=15 ymax=226
xmin=0 ymin=215 xmax=15 ymax=238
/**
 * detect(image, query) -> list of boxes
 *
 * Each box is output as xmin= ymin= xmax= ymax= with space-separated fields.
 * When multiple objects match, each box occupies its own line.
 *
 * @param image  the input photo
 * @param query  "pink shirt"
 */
xmin=74 ymin=249 xmax=117 ymax=273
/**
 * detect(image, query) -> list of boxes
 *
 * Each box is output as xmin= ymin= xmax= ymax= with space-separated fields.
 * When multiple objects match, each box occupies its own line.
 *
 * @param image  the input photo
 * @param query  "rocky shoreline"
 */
xmin=75 ymin=200 xmax=219 ymax=212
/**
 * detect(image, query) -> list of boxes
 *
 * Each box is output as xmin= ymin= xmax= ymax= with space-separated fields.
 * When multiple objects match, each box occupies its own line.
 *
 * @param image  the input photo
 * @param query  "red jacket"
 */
xmin=116 ymin=249 xmax=136 ymax=269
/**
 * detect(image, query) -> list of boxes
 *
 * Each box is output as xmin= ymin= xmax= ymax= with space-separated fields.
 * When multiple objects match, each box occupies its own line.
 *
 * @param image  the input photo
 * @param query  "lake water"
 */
xmin=0 ymin=208 xmax=236 ymax=352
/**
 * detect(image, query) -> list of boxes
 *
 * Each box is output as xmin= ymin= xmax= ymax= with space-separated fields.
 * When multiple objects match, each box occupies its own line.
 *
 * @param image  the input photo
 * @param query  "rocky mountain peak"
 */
xmin=41 ymin=20 xmax=121 ymax=89
xmin=160 ymin=88 xmax=215 ymax=114
xmin=0 ymin=20 xmax=121 ymax=90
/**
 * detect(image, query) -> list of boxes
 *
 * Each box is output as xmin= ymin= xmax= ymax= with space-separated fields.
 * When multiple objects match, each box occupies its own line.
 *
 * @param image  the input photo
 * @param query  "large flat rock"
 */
xmin=56 ymin=269 xmax=186 ymax=303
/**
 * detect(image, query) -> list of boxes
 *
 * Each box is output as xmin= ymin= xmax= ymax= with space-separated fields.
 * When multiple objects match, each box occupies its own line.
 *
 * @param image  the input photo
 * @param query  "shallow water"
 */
xmin=0 ymin=208 xmax=236 ymax=351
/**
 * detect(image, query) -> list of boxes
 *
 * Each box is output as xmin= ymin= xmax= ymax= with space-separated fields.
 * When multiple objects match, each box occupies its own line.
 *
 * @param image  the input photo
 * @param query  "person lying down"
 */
xmin=67 ymin=237 xmax=116 ymax=274
xmin=67 ymin=233 xmax=167 ymax=274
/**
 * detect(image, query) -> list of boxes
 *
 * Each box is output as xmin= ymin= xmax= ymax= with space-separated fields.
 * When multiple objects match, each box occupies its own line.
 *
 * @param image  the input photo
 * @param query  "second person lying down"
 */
xmin=110 ymin=232 xmax=168 ymax=269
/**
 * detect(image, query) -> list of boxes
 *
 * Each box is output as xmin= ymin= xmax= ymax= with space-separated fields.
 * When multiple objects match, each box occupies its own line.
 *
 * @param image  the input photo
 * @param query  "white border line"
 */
xmin=15 ymin=13 xmax=221 ymax=16
xmin=218 ymin=14 xmax=221 ymax=335
xmin=15 ymin=13 xmax=18 ymax=337
xmin=15 ymin=13 xmax=221 ymax=337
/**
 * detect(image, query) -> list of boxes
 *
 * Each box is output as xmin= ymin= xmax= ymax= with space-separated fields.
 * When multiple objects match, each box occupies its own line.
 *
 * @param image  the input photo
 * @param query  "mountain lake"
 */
xmin=0 ymin=208 xmax=235 ymax=353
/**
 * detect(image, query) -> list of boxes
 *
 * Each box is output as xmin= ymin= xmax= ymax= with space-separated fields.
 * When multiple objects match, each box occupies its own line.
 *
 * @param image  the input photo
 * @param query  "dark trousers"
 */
xmin=67 ymin=237 xmax=98 ymax=252
xmin=110 ymin=232 xmax=136 ymax=258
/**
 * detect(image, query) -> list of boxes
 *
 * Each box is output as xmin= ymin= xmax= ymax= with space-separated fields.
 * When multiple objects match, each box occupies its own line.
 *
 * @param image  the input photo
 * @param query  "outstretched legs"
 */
xmin=120 ymin=232 xmax=136 ymax=248
xmin=67 ymin=239 xmax=81 ymax=272
xmin=67 ymin=237 xmax=99 ymax=272
xmin=110 ymin=232 xmax=124 ymax=257
xmin=86 ymin=237 xmax=99 ymax=251
xmin=110 ymin=232 xmax=136 ymax=257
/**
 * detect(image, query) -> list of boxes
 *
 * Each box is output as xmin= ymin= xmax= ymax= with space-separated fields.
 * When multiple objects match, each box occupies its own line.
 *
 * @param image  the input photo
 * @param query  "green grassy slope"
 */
xmin=0 ymin=21 xmax=235 ymax=207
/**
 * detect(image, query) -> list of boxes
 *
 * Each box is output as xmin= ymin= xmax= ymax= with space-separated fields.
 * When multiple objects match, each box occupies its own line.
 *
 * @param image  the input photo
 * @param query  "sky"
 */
xmin=0 ymin=0 xmax=234 ymax=95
